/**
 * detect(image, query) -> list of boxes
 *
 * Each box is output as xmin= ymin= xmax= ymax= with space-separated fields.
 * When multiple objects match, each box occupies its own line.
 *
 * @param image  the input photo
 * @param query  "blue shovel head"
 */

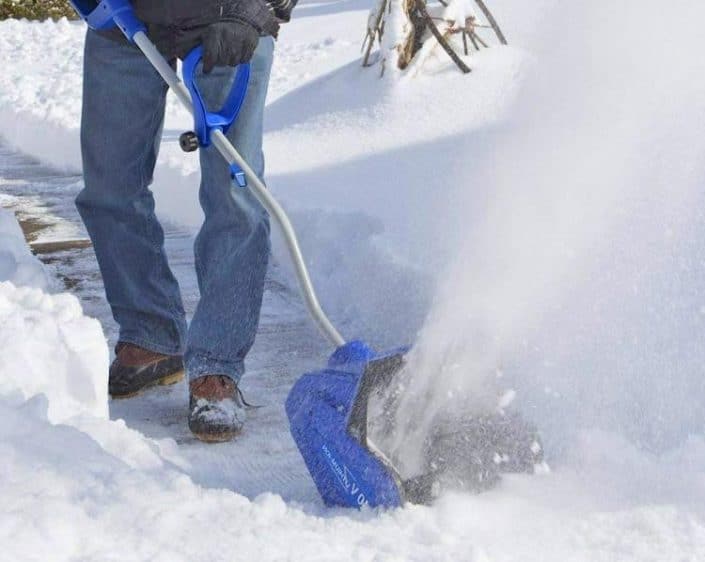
xmin=285 ymin=341 xmax=408 ymax=509
xmin=287 ymin=343 xmax=547 ymax=510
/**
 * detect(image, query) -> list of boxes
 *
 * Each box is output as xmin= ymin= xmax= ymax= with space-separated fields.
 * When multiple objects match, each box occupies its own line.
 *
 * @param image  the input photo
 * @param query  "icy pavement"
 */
xmin=0 ymin=140 xmax=330 ymax=503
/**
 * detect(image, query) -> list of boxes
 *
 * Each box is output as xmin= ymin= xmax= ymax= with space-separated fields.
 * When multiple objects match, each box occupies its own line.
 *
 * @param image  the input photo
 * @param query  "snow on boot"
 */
xmin=109 ymin=342 xmax=184 ymax=399
xmin=188 ymin=375 xmax=246 ymax=443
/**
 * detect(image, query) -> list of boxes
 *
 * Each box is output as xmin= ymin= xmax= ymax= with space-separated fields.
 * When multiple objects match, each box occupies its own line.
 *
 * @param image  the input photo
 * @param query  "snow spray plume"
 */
xmin=376 ymin=0 xmax=705 ymax=476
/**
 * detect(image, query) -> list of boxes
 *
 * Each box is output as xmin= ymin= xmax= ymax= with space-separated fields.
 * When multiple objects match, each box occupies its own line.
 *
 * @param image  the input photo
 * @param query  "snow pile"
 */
xmin=0 ymin=281 xmax=109 ymax=422
xmin=0 ymin=208 xmax=108 ymax=421
xmin=0 ymin=18 xmax=85 ymax=171
xmin=0 ymin=392 xmax=480 ymax=561
xmin=0 ymin=209 xmax=166 ymax=482
xmin=0 ymin=207 xmax=48 ymax=288
xmin=261 ymin=45 xmax=527 ymax=347
xmin=3 ymin=390 xmax=705 ymax=561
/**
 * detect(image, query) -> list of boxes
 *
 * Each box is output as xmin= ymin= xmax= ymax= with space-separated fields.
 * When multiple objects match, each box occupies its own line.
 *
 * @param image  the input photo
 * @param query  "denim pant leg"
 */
xmin=185 ymin=37 xmax=275 ymax=382
xmin=76 ymin=30 xmax=187 ymax=355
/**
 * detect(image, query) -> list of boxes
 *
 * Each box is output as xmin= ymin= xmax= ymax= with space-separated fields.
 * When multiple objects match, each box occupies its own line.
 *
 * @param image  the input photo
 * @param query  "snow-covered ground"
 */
xmin=2 ymin=0 xmax=705 ymax=560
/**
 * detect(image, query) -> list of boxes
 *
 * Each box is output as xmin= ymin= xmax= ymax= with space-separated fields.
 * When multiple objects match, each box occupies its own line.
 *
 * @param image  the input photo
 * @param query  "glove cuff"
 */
xmin=266 ymin=0 xmax=295 ymax=22
xmin=222 ymin=0 xmax=281 ymax=38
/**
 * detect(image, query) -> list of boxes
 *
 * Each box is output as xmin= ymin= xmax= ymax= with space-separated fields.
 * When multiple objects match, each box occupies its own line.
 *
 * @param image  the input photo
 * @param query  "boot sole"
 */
xmin=190 ymin=429 xmax=240 ymax=443
xmin=110 ymin=369 xmax=185 ymax=400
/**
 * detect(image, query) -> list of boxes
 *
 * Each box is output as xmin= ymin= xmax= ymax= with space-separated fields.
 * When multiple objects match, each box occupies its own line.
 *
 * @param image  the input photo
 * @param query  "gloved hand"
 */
xmin=143 ymin=0 xmax=281 ymax=64
xmin=201 ymin=20 xmax=260 ymax=73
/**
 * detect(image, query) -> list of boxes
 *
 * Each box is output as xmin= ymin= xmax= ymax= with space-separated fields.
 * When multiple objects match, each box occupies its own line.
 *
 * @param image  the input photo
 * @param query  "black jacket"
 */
xmin=131 ymin=0 xmax=272 ymax=29
xmin=99 ymin=0 xmax=291 ymax=59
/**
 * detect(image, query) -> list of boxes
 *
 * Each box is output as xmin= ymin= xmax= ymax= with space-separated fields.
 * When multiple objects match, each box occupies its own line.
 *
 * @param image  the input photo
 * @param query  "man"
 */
xmin=76 ymin=0 xmax=293 ymax=442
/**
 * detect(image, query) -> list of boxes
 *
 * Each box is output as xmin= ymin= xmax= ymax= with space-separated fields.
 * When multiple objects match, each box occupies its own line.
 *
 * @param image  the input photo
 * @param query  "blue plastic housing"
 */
xmin=286 ymin=341 xmax=405 ymax=509
xmin=68 ymin=0 xmax=145 ymax=40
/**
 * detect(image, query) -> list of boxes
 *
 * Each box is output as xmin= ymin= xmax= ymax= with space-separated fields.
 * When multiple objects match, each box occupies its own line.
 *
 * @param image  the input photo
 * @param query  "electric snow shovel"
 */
xmin=70 ymin=0 xmax=543 ymax=509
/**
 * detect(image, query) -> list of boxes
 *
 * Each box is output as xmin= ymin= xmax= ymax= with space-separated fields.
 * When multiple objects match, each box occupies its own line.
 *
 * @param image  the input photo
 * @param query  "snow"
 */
xmin=0 ymin=197 xmax=495 ymax=562
xmin=0 ymin=207 xmax=107 ymax=422
xmin=2 ymin=0 xmax=705 ymax=560
xmin=4 ymin=387 xmax=705 ymax=560
xmin=0 ymin=8 xmax=527 ymax=346
xmin=0 ymin=206 xmax=47 ymax=288
xmin=0 ymin=280 xmax=108 ymax=423
xmin=376 ymin=0 xmax=705 ymax=470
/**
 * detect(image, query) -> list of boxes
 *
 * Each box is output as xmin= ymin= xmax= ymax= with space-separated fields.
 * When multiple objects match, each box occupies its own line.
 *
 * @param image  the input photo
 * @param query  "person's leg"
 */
xmin=76 ymin=30 xmax=187 ymax=356
xmin=185 ymin=37 xmax=275 ymax=383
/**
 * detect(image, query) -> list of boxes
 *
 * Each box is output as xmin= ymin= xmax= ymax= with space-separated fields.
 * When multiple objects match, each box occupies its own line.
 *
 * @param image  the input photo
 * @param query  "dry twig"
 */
xmin=472 ymin=31 xmax=488 ymax=48
xmin=415 ymin=0 xmax=471 ymax=73
xmin=363 ymin=0 xmax=389 ymax=66
xmin=474 ymin=0 xmax=507 ymax=44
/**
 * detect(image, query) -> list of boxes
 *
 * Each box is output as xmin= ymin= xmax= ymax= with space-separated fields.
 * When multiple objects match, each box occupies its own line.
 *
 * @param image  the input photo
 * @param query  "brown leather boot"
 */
xmin=109 ymin=342 xmax=184 ymax=399
xmin=188 ymin=375 xmax=246 ymax=443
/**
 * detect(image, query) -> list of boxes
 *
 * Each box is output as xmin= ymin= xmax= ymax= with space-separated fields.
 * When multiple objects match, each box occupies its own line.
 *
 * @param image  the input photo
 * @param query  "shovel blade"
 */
xmin=286 ymin=341 xmax=408 ymax=509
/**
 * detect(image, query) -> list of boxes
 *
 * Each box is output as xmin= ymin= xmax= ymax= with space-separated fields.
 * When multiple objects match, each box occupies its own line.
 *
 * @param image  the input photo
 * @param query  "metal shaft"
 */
xmin=133 ymin=32 xmax=346 ymax=348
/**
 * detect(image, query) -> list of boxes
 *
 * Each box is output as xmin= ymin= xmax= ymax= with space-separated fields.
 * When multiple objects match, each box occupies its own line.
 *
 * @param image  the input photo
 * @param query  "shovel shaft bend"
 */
xmin=132 ymin=31 xmax=346 ymax=348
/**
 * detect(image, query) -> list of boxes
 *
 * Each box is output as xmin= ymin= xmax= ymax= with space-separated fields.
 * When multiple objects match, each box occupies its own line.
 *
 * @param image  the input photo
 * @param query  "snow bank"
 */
xmin=3 ymin=389 xmax=705 ymax=561
xmin=0 ymin=281 xmax=108 ymax=422
xmin=0 ymin=18 xmax=84 ymax=171
xmin=0 ymin=391 xmax=471 ymax=561
xmin=0 ymin=208 xmax=108 ymax=421
xmin=0 ymin=207 xmax=47 ymax=288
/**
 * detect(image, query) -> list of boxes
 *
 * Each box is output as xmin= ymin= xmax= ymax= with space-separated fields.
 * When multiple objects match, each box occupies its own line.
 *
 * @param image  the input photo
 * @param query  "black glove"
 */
xmin=142 ymin=0 xmax=281 ymax=63
xmin=201 ymin=20 xmax=260 ymax=73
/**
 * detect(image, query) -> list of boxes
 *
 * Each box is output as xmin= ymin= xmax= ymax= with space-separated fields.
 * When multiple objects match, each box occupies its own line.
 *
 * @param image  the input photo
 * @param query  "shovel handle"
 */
xmin=69 ymin=0 xmax=145 ymax=39
xmin=181 ymin=47 xmax=252 ymax=187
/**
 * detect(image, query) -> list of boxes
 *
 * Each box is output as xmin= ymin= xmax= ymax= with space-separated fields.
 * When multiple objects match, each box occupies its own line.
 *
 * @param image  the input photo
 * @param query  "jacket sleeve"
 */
xmin=131 ymin=0 xmax=279 ymax=31
xmin=266 ymin=0 xmax=297 ymax=22
xmin=95 ymin=0 xmax=286 ymax=60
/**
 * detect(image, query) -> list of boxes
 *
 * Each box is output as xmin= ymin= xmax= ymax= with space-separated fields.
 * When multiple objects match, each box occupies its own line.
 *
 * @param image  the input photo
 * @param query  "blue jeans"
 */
xmin=77 ymin=30 xmax=274 ymax=382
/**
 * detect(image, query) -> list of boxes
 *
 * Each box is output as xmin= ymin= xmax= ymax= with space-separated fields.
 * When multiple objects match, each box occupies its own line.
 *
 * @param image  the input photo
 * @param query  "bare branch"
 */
xmin=362 ymin=0 xmax=389 ymax=67
xmin=471 ymin=31 xmax=488 ymax=48
xmin=474 ymin=0 xmax=507 ymax=44
xmin=415 ymin=0 xmax=471 ymax=73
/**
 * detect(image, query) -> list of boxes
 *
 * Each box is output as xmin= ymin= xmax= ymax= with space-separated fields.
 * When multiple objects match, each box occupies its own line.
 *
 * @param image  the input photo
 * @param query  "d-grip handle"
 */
xmin=181 ymin=47 xmax=251 ymax=147
xmin=180 ymin=47 xmax=251 ymax=187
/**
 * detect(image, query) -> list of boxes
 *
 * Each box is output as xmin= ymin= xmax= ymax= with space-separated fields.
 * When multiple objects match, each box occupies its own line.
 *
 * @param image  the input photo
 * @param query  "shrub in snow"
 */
xmin=363 ymin=0 xmax=507 ymax=76
xmin=0 ymin=0 xmax=76 ymax=21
